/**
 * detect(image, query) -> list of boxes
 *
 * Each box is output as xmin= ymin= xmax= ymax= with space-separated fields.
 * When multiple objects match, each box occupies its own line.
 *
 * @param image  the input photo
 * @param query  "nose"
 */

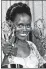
xmin=23 ymin=26 xmax=27 ymax=31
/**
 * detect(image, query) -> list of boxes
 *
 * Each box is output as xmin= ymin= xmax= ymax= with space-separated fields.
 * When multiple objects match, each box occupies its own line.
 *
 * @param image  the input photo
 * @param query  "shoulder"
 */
xmin=26 ymin=40 xmax=37 ymax=50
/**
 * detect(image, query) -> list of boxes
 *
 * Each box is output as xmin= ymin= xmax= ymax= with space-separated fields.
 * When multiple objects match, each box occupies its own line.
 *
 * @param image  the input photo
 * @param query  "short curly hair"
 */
xmin=6 ymin=2 xmax=32 ymax=22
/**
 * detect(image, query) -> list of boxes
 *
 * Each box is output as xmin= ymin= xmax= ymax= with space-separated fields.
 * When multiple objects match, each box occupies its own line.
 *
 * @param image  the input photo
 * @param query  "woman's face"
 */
xmin=13 ymin=14 xmax=31 ymax=40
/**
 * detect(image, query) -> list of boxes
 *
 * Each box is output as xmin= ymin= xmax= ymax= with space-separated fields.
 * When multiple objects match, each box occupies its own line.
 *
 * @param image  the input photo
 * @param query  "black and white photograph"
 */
xmin=1 ymin=0 xmax=46 ymax=68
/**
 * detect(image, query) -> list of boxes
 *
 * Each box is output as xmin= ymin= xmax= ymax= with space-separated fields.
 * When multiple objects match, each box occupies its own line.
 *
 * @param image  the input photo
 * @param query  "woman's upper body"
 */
xmin=2 ymin=40 xmax=46 ymax=68
xmin=1 ymin=2 xmax=46 ymax=68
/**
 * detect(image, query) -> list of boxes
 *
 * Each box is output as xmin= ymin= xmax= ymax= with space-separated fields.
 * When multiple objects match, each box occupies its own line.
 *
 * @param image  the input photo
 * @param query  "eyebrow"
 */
xmin=18 ymin=23 xmax=24 ymax=26
xmin=26 ymin=23 xmax=31 ymax=25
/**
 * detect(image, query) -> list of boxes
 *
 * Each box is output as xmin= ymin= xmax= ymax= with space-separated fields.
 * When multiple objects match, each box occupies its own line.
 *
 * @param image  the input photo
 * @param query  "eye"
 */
xmin=17 ymin=24 xmax=24 ymax=28
xmin=26 ymin=24 xmax=31 ymax=28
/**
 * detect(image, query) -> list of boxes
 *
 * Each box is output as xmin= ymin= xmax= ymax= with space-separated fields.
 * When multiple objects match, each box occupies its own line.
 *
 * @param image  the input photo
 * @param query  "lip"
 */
xmin=20 ymin=34 xmax=27 ymax=36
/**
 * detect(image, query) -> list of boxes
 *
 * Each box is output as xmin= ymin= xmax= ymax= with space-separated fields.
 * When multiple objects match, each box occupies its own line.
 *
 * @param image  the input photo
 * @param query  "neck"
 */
xmin=16 ymin=37 xmax=26 ymax=43
xmin=15 ymin=38 xmax=28 ymax=48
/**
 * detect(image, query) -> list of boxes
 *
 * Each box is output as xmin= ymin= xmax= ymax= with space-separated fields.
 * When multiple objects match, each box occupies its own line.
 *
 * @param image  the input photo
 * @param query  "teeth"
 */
xmin=20 ymin=34 xmax=27 ymax=36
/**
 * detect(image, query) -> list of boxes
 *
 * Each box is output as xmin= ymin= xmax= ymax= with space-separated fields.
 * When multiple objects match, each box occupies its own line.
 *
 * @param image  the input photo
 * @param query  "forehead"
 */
xmin=14 ymin=14 xmax=31 ymax=25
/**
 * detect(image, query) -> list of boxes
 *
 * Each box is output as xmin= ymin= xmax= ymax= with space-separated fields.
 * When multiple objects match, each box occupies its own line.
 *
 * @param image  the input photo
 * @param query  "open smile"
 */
xmin=20 ymin=34 xmax=27 ymax=36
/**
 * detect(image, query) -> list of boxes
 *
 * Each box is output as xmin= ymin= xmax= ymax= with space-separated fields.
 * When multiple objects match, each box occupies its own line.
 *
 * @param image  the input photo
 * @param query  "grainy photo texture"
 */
xmin=1 ymin=0 xmax=46 ymax=68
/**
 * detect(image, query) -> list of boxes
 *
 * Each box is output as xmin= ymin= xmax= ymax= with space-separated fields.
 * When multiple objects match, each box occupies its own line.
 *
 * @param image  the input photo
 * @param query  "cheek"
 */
xmin=26 ymin=27 xmax=32 ymax=32
xmin=16 ymin=27 xmax=22 ymax=34
xmin=15 ymin=27 xmax=22 ymax=36
xmin=27 ymin=28 xmax=31 ymax=31
xmin=16 ymin=27 xmax=22 ymax=31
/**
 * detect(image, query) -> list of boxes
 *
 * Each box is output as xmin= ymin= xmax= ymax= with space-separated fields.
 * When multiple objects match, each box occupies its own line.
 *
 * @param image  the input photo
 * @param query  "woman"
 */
xmin=2 ymin=2 xmax=46 ymax=68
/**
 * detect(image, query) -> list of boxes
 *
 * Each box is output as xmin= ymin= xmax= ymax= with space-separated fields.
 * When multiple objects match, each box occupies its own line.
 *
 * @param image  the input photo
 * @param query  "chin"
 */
xmin=18 ymin=36 xmax=27 ymax=41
